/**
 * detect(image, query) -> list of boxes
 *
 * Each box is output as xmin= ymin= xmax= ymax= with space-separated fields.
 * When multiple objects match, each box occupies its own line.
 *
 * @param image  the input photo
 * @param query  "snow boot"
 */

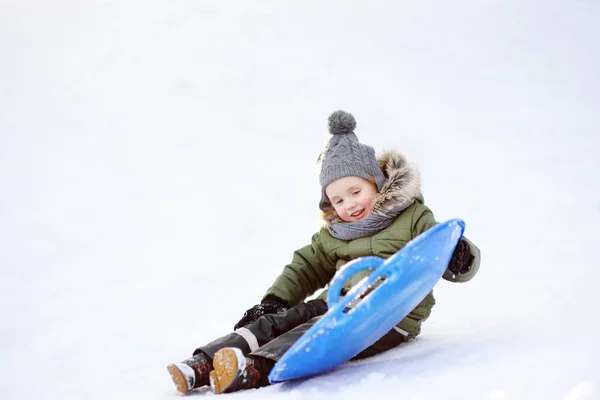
xmin=209 ymin=347 xmax=273 ymax=394
xmin=166 ymin=352 xmax=213 ymax=394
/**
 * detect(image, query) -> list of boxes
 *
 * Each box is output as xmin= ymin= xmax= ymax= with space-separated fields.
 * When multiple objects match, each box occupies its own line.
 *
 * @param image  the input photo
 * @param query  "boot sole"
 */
xmin=210 ymin=348 xmax=246 ymax=394
xmin=166 ymin=363 xmax=190 ymax=394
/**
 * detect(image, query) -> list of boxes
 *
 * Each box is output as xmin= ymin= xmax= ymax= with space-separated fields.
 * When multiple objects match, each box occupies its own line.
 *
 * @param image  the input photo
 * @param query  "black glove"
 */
xmin=233 ymin=296 xmax=288 ymax=330
xmin=448 ymin=238 xmax=474 ymax=276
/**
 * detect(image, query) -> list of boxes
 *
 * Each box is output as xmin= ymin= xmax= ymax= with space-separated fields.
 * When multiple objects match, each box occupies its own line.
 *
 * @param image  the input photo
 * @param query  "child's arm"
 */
xmin=261 ymin=231 xmax=336 ymax=307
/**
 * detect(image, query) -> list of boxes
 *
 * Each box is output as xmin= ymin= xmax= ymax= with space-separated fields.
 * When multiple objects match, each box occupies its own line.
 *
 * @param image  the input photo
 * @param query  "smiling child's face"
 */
xmin=325 ymin=176 xmax=379 ymax=222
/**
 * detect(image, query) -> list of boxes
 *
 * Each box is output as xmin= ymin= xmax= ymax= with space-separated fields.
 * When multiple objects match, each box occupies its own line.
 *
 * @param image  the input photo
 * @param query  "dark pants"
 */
xmin=194 ymin=299 xmax=407 ymax=374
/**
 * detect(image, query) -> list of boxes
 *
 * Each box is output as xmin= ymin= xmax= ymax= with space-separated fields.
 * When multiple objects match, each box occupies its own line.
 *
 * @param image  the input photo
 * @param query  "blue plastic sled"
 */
xmin=268 ymin=218 xmax=465 ymax=384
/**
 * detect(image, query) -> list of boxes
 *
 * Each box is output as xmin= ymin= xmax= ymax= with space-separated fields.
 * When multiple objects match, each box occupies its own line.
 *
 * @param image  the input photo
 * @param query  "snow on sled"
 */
xmin=269 ymin=218 xmax=465 ymax=383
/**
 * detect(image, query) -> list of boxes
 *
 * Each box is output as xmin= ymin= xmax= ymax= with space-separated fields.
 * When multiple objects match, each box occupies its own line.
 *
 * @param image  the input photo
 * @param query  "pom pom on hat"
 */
xmin=328 ymin=110 xmax=356 ymax=135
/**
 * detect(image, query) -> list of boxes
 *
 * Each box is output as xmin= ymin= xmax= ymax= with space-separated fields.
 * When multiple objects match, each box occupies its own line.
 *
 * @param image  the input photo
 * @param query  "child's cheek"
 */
xmin=336 ymin=206 xmax=351 ymax=222
xmin=334 ymin=205 xmax=344 ymax=218
xmin=339 ymin=208 xmax=350 ymax=221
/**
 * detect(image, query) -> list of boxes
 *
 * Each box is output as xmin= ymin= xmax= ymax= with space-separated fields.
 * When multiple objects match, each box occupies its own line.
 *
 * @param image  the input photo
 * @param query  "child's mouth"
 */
xmin=350 ymin=209 xmax=364 ymax=218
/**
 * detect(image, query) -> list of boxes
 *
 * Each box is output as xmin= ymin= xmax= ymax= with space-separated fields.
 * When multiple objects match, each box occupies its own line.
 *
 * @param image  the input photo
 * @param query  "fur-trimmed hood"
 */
xmin=321 ymin=149 xmax=422 ymax=225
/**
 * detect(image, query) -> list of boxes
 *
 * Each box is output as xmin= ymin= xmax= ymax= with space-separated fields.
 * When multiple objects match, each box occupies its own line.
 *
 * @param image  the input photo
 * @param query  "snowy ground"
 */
xmin=1 ymin=1 xmax=599 ymax=399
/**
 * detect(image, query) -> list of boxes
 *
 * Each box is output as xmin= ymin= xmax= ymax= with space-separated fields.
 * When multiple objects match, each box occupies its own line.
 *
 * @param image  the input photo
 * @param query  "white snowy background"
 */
xmin=1 ymin=1 xmax=599 ymax=399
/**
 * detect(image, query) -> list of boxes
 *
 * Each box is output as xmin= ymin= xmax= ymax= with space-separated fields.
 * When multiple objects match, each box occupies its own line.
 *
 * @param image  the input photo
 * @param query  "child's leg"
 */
xmin=195 ymin=299 xmax=327 ymax=360
xmin=168 ymin=299 xmax=327 ymax=393
xmin=210 ymin=314 xmax=322 ymax=394
xmin=351 ymin=327 xmax=408 ymax=360
xmin=248 ymin=311 xmax=319 ymax=362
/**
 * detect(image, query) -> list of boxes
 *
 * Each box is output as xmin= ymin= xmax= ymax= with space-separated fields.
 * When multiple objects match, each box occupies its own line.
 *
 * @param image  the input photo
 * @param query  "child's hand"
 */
xmin=233 ymin=297 xmax=288 ymax=330
xmin=447 ymin=239 xmax=474 ymax=276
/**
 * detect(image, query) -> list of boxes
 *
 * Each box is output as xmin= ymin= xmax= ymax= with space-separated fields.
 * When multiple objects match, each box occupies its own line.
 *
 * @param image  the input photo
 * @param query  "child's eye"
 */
xmin=352 ymin=190 xmax=361 ymax=196
xmin=334 ymin=199 xmax=343 ymax=205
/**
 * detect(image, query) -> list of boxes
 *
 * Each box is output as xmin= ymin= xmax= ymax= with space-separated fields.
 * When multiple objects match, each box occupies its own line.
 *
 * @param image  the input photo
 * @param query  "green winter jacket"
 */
xmin=262 ymin=150 xmax=481 ymax=339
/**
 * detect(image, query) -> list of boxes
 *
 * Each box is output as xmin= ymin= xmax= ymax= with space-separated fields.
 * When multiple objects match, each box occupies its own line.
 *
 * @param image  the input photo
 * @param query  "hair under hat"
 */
xmin=318 ymin=110 xmax=386 ymax=211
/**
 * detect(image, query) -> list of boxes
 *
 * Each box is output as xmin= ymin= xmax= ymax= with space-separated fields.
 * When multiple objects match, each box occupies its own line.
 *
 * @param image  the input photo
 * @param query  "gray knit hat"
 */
xmin=318 ymin=110 xmax=387 ymax=211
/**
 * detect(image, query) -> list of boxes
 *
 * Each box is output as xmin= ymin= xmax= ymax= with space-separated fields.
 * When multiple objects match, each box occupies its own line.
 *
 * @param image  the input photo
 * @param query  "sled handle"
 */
xmin=327 ymin=256 xmax=384 ymax=306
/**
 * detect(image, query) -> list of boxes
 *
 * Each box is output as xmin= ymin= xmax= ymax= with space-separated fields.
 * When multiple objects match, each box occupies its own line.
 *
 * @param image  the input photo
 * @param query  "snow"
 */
xmin=1 ymin=0 xmax=599 ymax=399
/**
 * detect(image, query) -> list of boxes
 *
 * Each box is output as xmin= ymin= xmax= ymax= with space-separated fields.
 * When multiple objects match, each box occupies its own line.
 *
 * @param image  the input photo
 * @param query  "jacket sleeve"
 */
xmin=262 ymin=231 xmax=337 ymax=307
xmin=412 ymin=204 xmax=481 ymax=283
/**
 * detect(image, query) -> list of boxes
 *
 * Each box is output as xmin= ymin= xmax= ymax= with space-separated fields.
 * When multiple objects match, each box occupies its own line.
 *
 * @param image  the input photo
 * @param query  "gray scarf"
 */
xmin=327 ymin=201 xmax=414 ymax=240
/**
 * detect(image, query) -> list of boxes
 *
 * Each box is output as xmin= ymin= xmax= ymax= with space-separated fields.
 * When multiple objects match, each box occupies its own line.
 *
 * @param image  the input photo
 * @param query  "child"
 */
xmin=166 ymin=110 xmax=481 ymax=394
